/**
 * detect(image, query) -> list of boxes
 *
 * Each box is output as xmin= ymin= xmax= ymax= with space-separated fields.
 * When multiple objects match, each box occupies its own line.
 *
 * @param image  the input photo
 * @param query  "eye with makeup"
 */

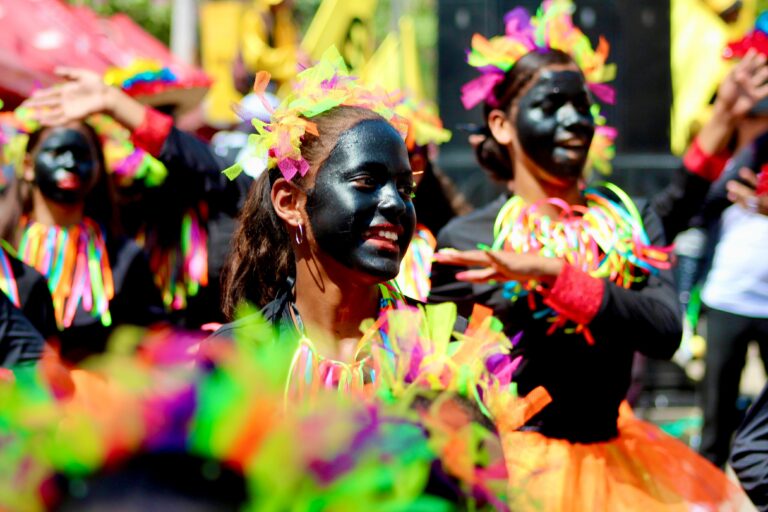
xmin=348 ymin=165 xmax=414 ymax=201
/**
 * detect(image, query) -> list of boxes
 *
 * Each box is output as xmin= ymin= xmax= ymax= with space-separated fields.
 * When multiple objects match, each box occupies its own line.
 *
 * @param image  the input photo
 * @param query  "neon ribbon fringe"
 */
xmin=491 ymin=183 xmax=672 ymax=338
xmin=462 ymin=0 xmax=616 ymax=110
xmin=223 ymin=46 xmax=408 ymax=183
xmin=136 ymin=205 xmax=208 ymax=311
xmin=0 ymin=247 xmax=20 ymax=307
xmin=395 ymin=225 xmax=437 ymax=302
xmin=17 ymin=217 xmax=114 ymax=329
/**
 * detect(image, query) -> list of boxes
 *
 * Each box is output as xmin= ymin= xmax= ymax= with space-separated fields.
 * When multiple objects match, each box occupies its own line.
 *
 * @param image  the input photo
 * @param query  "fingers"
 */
xmin=739 ymin=167 xmax=759 ymax=187
xmin=727 ymin=179 xmax=756 ymax=207
xmin=454 ymin=267 xmax=505 ymax=283
xmin=468 ymin=133 xmax=485 ymax=149
xmin=54 ymin=67 xmax=99 ymax=82
xmin=433 ymin=249 xmax=492 ymax=267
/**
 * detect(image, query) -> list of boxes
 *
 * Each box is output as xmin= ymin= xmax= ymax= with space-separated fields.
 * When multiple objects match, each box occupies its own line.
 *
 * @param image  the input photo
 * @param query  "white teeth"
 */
xmin=372 ymin=230 xmax=398 ymax=241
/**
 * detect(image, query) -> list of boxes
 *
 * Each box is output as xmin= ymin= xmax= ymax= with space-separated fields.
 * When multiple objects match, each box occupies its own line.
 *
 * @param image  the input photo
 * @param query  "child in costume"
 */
xmin=435 ymin=1 xmax=746 ymax=509
xmin=24 ymin=66 xmax=251 ymax=330
xmin=13 ymin=114 xmax=164 ymax=362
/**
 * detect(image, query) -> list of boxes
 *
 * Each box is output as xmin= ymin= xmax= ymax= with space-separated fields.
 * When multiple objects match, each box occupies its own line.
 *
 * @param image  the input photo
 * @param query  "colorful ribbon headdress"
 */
xmin=461 ymin=0 xmax=616 ymax=110
xmin=462 ymin=0 xmax=617 ymax=174
xmin=224 ymin=46 xmax=408 ymax=182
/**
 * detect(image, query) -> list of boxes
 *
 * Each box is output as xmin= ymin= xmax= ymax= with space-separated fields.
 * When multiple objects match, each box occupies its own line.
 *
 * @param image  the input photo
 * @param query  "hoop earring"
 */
xmin=295 ymin=223 xmax=305 ymax=245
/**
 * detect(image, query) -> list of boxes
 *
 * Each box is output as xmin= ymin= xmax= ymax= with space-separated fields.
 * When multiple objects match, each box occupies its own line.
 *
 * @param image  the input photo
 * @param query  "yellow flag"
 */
xmin=670 ymin=0 xmax=757 ymax=153
xmin=199 ymin=1 xmax=243 ymax=125
xmin=399 ymin=16 xmax=424 ymax=101
xmin=360 ymin=32 xmax=400 ymax=92
xmin=301 ymin=0 xmax=378 ymax=72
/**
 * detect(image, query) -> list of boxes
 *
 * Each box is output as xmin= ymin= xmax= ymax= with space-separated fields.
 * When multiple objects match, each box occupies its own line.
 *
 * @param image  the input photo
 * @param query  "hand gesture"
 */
xmin=715 ymin=49 xmax=768 ymax=121
xmin=22 ymin=67 xmax=112 ymax=126
xmin=434 ymin=249 xmax=563 ymax=284
xmin=727 ymin=167 xmax=768 ymax=216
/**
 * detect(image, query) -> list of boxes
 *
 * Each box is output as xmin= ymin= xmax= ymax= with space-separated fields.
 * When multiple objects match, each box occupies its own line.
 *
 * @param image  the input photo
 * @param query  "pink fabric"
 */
xmin=461 ymin=72 xmax=505 ymax=110
xmin=589 ymin=83 xmax=616 ymax=105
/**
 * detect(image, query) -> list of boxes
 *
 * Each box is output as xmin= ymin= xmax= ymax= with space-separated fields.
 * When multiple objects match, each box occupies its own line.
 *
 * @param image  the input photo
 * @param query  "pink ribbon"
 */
xmin=461 ymin=72 xmax=505 ymax=110
xmin=589 ymin=83 xmax=616 ymax=105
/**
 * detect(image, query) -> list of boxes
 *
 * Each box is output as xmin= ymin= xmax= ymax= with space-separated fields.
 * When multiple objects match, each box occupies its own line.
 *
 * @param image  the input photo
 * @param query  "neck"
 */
xmin=293 ymin=253 xmax=380 ymax=360
xmin=514 ymin=159 xmax=583 ymax=215
xmin=30 ymin=189 xmax=85 ymax=228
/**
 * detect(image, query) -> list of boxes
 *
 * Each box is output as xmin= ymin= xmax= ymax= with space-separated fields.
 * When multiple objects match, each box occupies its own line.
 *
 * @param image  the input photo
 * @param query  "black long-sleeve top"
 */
xmin=0 ymin=291 xmax=44 ymax=367
xmin=6 ymin=250 xmax=57 ymax=339
xmin=731 ymin=381 xmax=768 ymax=511
xmin=430 ymin=190 xmax=681 ymax=443
xmin=127 ymin=117 xmax=252 ymax=328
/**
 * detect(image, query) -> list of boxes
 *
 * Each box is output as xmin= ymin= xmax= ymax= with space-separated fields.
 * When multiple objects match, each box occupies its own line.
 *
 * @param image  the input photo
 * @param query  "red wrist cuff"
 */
xmin=683 ymin=137 xmax=731 ymax=182
xmin=757 ymin=164 xmax=768 ymax=197
xmin=130 ymin=107 xmax=173 ymax=157
xmin=543 ymin=264 xmax=605 ymax=325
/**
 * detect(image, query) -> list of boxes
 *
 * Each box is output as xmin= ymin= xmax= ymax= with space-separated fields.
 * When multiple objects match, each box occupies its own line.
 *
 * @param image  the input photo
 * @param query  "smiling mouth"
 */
xmin=56 ymin=172 xmax=81 ymax=190
xmin=363 ymin=225 xmax=403 ymax=252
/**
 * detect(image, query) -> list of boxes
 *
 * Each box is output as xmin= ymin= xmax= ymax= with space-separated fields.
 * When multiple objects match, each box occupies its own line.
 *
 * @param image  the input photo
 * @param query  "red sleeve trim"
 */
xmin=542 ymin=264 xmax=605 ymax=325
xmin=757 ymin=164 xmax=768 ymax=197
xmin=130 ymin=107 xmax=173 ymax=158
xmin=682 ymin=137 xmax=731 ymax=182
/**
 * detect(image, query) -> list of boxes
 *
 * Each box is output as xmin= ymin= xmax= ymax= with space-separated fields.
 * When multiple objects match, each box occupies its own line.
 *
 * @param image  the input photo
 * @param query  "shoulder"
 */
xmin=209 ymin=312 xmax=270 ymax=341
xmin=437 ymin=194 xmax=509 ymax=250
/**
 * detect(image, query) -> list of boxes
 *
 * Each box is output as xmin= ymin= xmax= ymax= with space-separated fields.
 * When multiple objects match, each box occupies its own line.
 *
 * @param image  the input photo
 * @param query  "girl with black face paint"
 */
xmin=218 ymin=105 xmax=419 ymax=359
xmin=15 ymin=120 xmax=164 ymax=363
xmin=434 ymin=2 xmax=744 ymax=510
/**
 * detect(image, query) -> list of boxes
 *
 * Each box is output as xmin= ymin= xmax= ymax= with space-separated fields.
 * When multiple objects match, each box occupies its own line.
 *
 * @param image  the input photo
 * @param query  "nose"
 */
xmin=378 ymin=181 xmax=407 ymax=220
xmin=58 ymin=151 xmax=76 ymax=169
xmin=557 ymin=103 xmax=593 ymax=130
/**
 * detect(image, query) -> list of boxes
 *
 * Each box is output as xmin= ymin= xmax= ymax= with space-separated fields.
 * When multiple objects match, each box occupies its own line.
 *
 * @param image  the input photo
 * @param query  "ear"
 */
xmin=271 ymin=177 xmax=306 ymax=228
xmin=487 ymin=109 xmax=514 ymax=146
xmin=22 ymin=154 xmax=34 ymax=183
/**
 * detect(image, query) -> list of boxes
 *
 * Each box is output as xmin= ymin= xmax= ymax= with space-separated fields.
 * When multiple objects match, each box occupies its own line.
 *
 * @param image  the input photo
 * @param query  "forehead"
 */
xmin=38 ymin=126 xmax=91 ymax=148
xmin=319 ymin=119 xmax=409 ymax=174
xmin=524 ymin=69 xmax=588 ymax=97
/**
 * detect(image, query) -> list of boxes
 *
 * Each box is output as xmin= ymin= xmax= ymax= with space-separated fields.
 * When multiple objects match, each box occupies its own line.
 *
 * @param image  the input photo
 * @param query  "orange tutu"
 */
xmin=499 ymin=404 xmax=747 ymax=511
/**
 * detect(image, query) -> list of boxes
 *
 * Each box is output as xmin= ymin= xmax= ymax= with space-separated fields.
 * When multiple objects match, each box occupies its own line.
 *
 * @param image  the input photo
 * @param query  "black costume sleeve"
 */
xmin=109 ymin=239 xmax=166 ymax=327
xmin=10 ymin=254 xmax=57 ymax=339
xmin=590 ymin=201 xmax=682 ymax=359
xmin=158 ymin=127 xmax=252 ymax=195
xmin=0 ymin=292 xmax=44 ymax=367
xmin=731 ymin=382 xmax=768 ymax=511
xmin=651 ymin=164 xmax=713 ymax=240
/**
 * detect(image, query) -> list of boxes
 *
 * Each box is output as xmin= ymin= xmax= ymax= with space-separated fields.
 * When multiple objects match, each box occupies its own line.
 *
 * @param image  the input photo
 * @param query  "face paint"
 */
xmin=306 ymin=119 xmax=416 ymax=280
xmin=33 ymin=127 xmax=98 ymax=204
xmin=515 ymin=69 xmax=595 ymax=181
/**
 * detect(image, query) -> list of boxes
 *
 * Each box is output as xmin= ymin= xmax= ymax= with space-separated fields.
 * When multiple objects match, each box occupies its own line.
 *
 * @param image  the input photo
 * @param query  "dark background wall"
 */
xmin=436 ymin=0 xmax=678 ymax=207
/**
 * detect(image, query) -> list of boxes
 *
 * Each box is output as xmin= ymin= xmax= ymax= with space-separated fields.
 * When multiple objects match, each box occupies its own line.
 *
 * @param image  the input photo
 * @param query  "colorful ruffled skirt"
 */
xmin=499 ymin=403 xmax=746 ymax=511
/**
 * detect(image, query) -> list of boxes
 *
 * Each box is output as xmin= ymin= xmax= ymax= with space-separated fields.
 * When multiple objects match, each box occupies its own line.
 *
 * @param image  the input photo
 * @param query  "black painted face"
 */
xmin=33 ymin=127 xmax=98 ymax=204
xmin=515 ymin=69 xmax=595 ymax=181
xmin=305 ymin=119 xmax=416 ymax=280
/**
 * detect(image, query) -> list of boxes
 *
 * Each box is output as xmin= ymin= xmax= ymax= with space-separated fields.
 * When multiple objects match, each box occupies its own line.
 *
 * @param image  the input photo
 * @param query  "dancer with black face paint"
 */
xmin=14 ymin=118 xmax=164 ymax=362
xmin=216 ymin=52 xmax=422 ymax=357
xmin=434 ymin=1 xmax=745 ymax=509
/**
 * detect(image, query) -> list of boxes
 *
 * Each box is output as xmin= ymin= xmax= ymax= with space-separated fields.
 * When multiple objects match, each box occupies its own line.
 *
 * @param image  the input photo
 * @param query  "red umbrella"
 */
xmin=0 ymin=0 xmax=210 ymax=112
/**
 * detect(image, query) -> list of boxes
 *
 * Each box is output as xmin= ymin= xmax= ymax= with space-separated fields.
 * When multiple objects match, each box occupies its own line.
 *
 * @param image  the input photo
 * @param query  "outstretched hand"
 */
xmin=727 ymin=167 xmax=768 ymax=216
xmin=22 ymin=67 xmax=112 ymax=126
xmin=434 ymin=249 xmax=564 ymax=284
xmin=716 ymin=49 xmax=768 ymax=121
